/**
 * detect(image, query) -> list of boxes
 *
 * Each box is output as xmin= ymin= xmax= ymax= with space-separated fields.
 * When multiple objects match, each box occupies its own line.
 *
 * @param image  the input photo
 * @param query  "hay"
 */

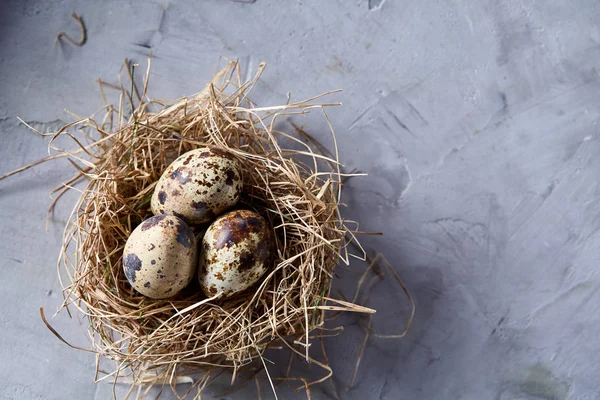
xmin=4 ymin=59 xmax=414 ymax=398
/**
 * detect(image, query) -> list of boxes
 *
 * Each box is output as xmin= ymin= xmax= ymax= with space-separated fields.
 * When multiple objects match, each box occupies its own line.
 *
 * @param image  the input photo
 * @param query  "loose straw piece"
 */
xmin=55 ymin=13 xmax=87 ymax=46
xmin=174 ymin=294 xmax=221 ymax=316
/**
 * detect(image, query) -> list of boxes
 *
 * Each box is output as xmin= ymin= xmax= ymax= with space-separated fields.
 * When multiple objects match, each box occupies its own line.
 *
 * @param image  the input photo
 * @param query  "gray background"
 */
xmin=1 ymin=0 xmax=599 ymax=399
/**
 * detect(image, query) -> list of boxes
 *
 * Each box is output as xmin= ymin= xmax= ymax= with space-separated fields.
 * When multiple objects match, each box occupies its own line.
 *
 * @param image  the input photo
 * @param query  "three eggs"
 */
xmin=122 ymin=147 xmax=274 ymax=300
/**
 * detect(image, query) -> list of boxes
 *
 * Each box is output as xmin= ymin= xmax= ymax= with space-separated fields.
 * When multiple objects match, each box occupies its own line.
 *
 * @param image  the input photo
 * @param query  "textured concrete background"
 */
xmin=1 ymin=0 xmax=600 ymax=399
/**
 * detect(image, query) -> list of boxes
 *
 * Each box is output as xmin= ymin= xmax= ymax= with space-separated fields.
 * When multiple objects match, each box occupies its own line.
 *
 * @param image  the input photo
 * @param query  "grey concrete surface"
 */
xmin=1 ymin=0 xmax=600 ymax=399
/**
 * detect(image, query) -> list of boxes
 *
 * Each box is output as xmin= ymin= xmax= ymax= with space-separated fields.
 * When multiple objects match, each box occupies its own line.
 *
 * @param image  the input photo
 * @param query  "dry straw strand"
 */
xmin=55 ymin=12 xmax=87 ymax=47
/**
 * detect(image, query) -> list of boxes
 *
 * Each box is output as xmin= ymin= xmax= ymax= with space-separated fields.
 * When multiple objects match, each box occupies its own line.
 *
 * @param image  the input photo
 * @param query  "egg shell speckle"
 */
xmin=151 ymin=147 xmax=243 ymax=224
xmin=123 ymin=214 xmax=197 ymax=299
xmin=199 ymin=210 xmax=274 ymax=298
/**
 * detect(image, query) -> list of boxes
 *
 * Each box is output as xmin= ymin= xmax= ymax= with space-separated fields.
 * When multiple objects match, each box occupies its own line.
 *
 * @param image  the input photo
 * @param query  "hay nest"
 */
xmin=23 ymin=60 xmax=389 ymax=395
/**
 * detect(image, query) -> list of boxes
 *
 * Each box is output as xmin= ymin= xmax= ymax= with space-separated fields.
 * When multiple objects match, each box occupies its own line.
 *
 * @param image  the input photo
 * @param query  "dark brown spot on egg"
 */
xmin=246 ymin=216 xmax=263 ymax=229
xmin=213 ymin=211 xmax=266 ymax=250
xmin=199 ymin=151 xmax=211 ymax=157
xmin=144 ymin=281 xmax=151 ymax=288
xmin=238 ymin=250 xmax=255 ymax=271
xmin=159 ymin=274 xmax=166 ymax=279
xmin=157 ymin=191 xmax=167 ymax=205
xmin=175 ymin=220 xmax=194 ymax=248
xmin=214 ymin=271 xmax=225 ymax=281
xmin=164 ymin=288 xmax=173 ymax=294
xmin=225 ymin=169 xmax=235 ymax=186
xmin=191 ymin=200 xmax=208 ymax=211
xmin=170 ymin=169 xmax=190 ymax=185
xmin=208 ymin=284 xmax=218 ymax=296
xmin=182 ymin=155 xmax=194 ymax=165
xmin=148 ymin=244 xmax=155 ymax=251
xmin=194 ymin=177 xmax=209 ymax=187
xmin=123 ymin=253 xmax=142 ymax=283
xmin=141 ymin=214 xmax=167 ymax=231
xmin=172 ymin=189 xmax=181 ymax=197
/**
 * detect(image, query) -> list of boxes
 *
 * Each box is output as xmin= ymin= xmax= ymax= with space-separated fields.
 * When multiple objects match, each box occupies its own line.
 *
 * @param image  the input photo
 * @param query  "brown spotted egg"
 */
xmin=199 ymin=210 xmax=274 ymax=298
xmin=123 ymin=214 xmax=197 ymax=299
xmin=151 ymin=147 xmax=243 ymax=225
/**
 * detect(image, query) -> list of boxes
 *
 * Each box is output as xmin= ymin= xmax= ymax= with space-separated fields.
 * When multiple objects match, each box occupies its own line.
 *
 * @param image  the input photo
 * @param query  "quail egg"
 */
xmin=151 ymin=147 xmax=243 ymax=224
xmin=198 ymin=210 xmax=274 ymax=298
xmin=123 ymin=214 xmax=197 ymax=299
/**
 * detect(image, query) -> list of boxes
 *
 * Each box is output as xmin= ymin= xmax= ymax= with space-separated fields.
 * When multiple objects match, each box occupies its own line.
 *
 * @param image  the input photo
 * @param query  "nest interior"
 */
xmin=49 ymin=61 xmax=373 ymax=389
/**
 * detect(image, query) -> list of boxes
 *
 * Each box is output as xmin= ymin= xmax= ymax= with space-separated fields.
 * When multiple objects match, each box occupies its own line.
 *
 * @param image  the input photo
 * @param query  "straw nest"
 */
xmin=14 ymin=60 xmax=392 ymax=396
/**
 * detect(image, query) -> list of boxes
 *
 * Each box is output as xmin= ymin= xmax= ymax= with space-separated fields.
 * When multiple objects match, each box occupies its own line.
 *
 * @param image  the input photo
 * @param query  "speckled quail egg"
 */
xmin=123 ymin=214 xmax=197 ymax=299
xmin=198 ymin=210 xmax=274 ymax=298
xmin=151 ymin=147 xmax=243 ymax=225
